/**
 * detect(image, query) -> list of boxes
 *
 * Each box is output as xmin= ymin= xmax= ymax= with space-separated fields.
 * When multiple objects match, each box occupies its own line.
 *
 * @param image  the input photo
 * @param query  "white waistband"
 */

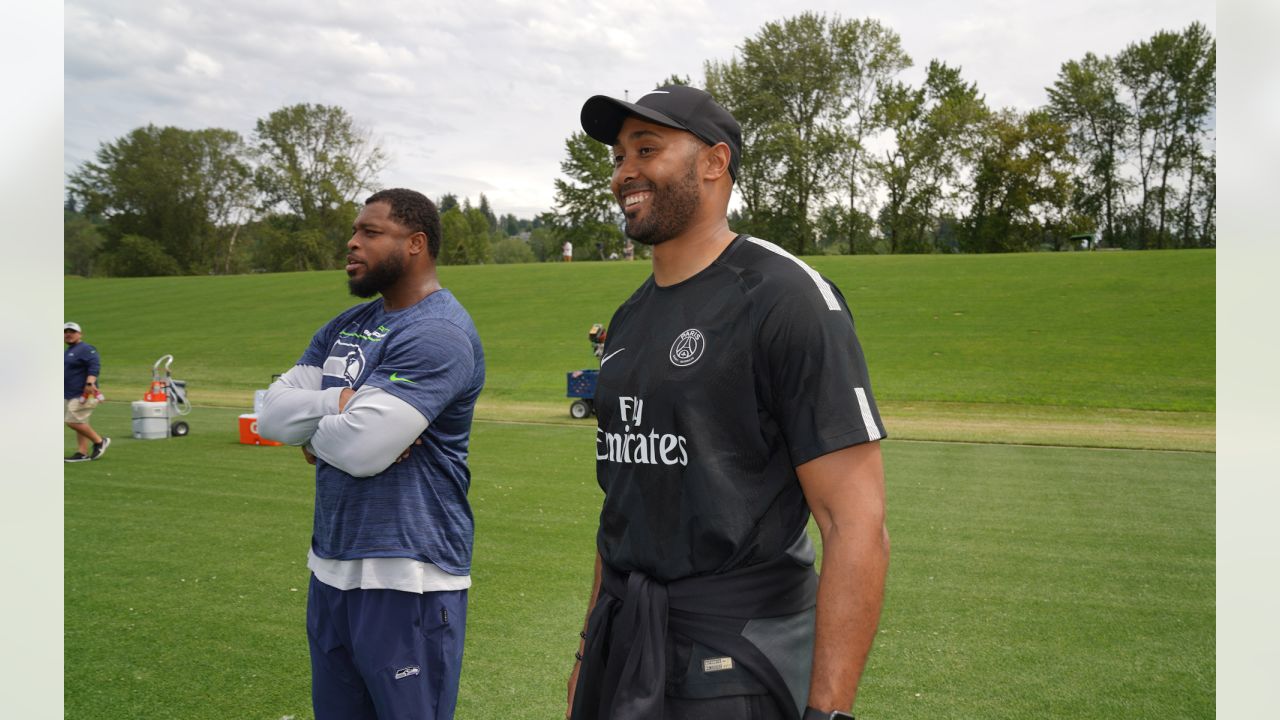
xmin=307 ymin=548 xmax=471 ymax=593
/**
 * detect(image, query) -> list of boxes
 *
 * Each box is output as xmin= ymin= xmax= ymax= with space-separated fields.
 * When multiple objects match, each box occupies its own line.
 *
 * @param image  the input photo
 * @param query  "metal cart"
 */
xmin=566 ymin=323 xmax=607 ymax=418
xmin=141 ymin=354 xmax=193 ymax=437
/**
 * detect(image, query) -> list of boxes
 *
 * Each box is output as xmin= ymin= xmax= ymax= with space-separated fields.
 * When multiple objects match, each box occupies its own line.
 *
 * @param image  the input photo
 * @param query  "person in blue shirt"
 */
xmin=64 ymin=322 xmax=109 ymax=462
xmin=258 ymin=188 xmax=485 ymax=720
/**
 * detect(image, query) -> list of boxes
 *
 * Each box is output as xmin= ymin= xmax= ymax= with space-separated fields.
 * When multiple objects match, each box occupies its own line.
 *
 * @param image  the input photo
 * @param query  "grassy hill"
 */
xmin=65 ymin=249 xmax=1214 ymax=450
xmin=63 ymin=251 xmax=1216 ymax=718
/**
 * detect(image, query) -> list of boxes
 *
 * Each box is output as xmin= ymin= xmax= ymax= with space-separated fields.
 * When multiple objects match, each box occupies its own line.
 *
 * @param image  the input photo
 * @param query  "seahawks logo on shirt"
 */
xmin=322 ymin=340 xmax=366 ymax=386
xmin=669 ymin=329 xmax=705 ymax=367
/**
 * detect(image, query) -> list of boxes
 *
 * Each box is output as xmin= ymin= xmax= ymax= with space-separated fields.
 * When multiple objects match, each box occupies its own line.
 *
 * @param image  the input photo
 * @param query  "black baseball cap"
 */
xmin=580 ymin=85 xmax=741 ymax=182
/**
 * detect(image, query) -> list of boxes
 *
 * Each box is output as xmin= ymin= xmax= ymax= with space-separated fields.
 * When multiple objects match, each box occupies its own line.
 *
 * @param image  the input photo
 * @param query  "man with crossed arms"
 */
xmin=260 ymin=188 xmax=484 ymax=720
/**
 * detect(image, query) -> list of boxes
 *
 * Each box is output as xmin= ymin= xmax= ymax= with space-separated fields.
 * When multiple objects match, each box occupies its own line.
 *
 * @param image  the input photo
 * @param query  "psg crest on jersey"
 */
xmin=669 ymin=329 xmax=706 ymax=367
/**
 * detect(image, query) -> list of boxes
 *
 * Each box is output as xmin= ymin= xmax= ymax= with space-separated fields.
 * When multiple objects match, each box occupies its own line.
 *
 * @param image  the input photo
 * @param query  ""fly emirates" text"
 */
xmin=596 ymin=396 xmax=689 ymax=466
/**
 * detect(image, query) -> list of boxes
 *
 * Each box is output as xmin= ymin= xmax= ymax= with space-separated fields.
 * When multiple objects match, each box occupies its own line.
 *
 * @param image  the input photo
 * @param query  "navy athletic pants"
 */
xmin=307 ymin=574 xmax=467 ymax=720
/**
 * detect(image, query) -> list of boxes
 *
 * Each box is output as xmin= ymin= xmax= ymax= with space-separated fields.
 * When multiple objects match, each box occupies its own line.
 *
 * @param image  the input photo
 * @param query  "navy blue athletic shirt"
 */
xmin=64 ymin=341 xmax=100 ymax=400
xmin=298 ymin=290 xmax=485 ymax=575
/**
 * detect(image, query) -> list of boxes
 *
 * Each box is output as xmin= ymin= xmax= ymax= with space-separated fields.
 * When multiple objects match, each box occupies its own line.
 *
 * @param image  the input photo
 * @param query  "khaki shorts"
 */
xmin=64 ymin=396 xmax=100 ymax=424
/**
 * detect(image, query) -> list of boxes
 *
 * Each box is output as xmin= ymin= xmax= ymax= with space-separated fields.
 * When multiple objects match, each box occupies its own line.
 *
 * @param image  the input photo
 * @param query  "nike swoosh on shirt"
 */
xmin=600 ymin=348 xmax=626 ymax=367
xmin=389 ymin=372 xmax=417 ymax=384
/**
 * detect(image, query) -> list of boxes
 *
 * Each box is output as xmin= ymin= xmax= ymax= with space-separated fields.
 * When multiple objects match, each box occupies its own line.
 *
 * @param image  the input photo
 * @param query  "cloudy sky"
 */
xmin=65 ymin=0 xmax=1214 ymax=219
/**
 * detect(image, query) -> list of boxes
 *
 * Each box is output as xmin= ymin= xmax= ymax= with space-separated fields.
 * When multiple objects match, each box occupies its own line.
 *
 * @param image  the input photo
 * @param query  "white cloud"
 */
xmin=310 ymin=28 xmax=416 ymax=70
xmin=365 ymin=71 xmax=415 ymax=96
xmin=64 ymin=0 xmax=1216 ymax=218
xmin=65 ymin=9 xmax=181 ymax=80
xmin=179 ymin=49 xmax=222 ymax=78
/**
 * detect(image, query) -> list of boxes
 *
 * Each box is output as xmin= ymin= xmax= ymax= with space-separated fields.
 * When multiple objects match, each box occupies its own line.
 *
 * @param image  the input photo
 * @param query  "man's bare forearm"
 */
xmin=796 ymin=441 xmax=889 ymax=714
xmin=566 ymin=551 xmax=603 ymax=719
xmin=806 ymin=519 xmax=890 ymax=712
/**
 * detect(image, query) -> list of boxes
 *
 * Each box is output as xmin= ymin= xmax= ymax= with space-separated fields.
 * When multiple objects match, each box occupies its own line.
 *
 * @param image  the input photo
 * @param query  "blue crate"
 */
xmin=567 ymin=369 xmax=598 ymax=398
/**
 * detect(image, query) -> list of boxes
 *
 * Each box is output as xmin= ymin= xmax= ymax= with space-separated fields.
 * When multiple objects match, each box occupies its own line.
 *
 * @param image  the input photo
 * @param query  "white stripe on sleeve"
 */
xmin=747 ymin=237 xmax=841 ymax=311
xmin=854 ymin=387 xmax=882 ymax=442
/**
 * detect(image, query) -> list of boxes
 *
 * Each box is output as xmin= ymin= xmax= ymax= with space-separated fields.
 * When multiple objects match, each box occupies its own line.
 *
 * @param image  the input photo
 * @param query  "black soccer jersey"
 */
xmin=594 ymin=234 xmax=886 ymax=582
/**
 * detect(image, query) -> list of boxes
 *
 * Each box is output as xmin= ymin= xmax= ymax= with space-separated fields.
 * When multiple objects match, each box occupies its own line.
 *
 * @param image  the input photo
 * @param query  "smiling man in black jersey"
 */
xmin=566 ymin=86 xmax=889 ymax=720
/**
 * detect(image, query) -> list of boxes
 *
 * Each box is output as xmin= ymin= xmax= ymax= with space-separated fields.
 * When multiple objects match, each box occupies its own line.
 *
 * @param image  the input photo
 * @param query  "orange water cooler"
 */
xmin=238 ymin=414 xmax=282 ymax=446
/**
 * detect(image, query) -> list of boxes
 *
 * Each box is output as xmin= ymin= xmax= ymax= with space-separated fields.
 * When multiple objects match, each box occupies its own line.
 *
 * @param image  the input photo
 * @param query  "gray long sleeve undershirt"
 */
xmin=258 ymin=365 xmax=429 ymax=477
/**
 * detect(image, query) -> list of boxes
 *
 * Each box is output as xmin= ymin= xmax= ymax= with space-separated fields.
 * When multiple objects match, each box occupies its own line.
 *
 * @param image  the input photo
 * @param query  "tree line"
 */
xmin=66 ymin=15 xmax=1214 ymax=276
xmin=64 ymin=103 xmax=546 ymax=276
xmin=68 ymin=104 xmax=379 ymax=276
xmin=548 ymin=14 xmax=1215 ymax=257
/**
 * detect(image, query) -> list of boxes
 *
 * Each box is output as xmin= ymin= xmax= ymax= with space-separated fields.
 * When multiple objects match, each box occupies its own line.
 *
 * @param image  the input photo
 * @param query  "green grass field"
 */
xmin=64 ymin=250 xmax=1215 ymax=718
xmin=65 ymin=404 xmax=1213 ymax=719
xmin=65 ymin=250 xmax=1214 ymax=450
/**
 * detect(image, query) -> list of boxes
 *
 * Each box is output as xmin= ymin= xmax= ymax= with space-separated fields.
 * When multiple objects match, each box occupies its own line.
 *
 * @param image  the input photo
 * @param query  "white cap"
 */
xmin=64 ymin=322 xmax=82 ymax=332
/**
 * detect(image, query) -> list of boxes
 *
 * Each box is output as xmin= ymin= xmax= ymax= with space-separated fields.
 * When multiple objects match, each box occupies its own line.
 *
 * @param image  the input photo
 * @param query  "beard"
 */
xmin=348 ymin=250 xmax=407 ymax=298
xmin=621 ymin=156 xmax=701 ymax=246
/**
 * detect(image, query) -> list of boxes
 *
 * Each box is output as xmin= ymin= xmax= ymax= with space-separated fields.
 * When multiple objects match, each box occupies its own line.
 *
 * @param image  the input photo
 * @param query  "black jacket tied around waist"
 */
xmin=571 ymin=552 xmax=818 ymax=720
